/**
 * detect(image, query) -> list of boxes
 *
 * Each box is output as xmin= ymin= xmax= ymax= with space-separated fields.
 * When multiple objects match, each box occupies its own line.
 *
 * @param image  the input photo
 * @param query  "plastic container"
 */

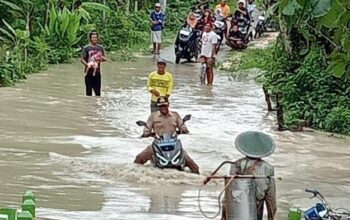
xmin=22 ymin=199 xmax=35 ymax=217
xmin=0 ymin=208 xmax=17 ymax=220
xmin=0 ymin=214 xmax=8 ymax=220
xmin=17 ymin=211 xmax=33 ymax=220
xmin=288 ymin=207 xmax=302 ymax=220
xmin=23 ymin=191 xmax=36 ymax=203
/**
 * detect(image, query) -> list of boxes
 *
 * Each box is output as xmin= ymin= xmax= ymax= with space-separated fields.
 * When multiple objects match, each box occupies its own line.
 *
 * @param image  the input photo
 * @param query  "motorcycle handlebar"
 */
xmin=305 ymin=189 xmax=318 ymax=195
xmin=305 ymin=189 xmax=317 ymax=194
xmin=141 ymin=130 xmax=187 ymax=138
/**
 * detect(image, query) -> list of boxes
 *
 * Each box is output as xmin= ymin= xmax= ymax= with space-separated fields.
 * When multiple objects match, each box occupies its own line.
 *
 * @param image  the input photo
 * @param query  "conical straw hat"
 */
xmin=235 ymin=131 xmax=275 ymax=158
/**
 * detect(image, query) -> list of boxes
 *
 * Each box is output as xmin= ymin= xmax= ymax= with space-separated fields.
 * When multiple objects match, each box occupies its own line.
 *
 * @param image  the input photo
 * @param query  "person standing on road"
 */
xmin=200 ymin=23 xmax=218 ymax=85
xmin=81 ymin=31 xmax=106 ymax=96
xmin=147 ymin=59 xmax=173 ymax=113
xmin=215 ymin=0 xmax=231 ymax=18
xmin=150 ymin=3 xmax=165 ymax=54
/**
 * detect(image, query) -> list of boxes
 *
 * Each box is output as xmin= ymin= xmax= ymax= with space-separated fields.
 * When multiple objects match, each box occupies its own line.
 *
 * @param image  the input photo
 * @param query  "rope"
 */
xmin=198 ymin=175 xmax=236 ymax=219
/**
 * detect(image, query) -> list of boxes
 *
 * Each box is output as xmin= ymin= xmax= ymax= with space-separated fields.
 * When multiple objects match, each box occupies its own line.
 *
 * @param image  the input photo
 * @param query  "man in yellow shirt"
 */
xmin=215 ymin=0 xmax=231 ymax=18
xmin=147 ymin=58 xmax=174 ymax=112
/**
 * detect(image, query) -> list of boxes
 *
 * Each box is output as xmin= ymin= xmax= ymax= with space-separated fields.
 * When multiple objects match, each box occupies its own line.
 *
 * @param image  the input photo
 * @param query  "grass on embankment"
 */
xmin=108 ymin=30 xmax=177 ymax=62
xmin=218 ymin=46 xmax=274 ymax=81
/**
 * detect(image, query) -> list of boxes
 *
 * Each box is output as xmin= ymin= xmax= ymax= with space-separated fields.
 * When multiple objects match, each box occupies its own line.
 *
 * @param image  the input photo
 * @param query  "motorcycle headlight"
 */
xmin=156 ymin=152 xmax=168 ymax=166
xmin=171 ymin=151 xmax=182 ymax=165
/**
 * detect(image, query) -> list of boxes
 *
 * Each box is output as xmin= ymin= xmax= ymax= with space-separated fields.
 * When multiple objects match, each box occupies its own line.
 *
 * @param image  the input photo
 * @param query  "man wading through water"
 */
xmin=200 ymin=22 xmax=218 ymax=85
xmin=147 ymin=59 xmax=173 ymax=113
xmin=81 ymin=31 xmax=106 ymax=96
xmin=221 ymin=131 xmax=277 ymax=220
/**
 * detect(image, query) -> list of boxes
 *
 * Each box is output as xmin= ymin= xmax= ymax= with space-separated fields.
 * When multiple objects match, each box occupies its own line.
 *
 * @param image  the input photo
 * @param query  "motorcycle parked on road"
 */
xmin=237 ymin=17 xmax=253 ymax=44
xmin=289 ymin=189 xmax=350 ymax=220
xmin=213 ymin=14 xmax=226 ymax=52
xmin=174 ymin=25 xmax=200 ymax=64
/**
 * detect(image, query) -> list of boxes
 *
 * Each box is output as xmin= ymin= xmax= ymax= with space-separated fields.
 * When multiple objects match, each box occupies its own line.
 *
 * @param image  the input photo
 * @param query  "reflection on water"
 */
xmin=0 ymin=43 xmax=350 ymax=219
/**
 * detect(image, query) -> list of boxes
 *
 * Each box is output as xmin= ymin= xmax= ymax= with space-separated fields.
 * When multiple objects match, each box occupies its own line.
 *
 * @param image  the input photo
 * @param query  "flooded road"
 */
xmin=1 ymin=41 xmax=350 ymax=220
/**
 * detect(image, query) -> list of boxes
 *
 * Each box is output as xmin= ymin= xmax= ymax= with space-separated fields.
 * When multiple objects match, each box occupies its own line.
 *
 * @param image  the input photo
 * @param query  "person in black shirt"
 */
xmin=234 ymin=1 xmax=250 ymax=21
xmin=226 ymin=25 xmax=246 ymax=49
xmin=81 ymin=31 xmax=106 ymax=96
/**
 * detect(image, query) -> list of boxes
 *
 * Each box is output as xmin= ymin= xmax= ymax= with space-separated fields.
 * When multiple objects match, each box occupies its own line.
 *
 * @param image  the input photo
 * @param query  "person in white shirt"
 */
xmin=200 ymin=22 xmax=218 ymax=85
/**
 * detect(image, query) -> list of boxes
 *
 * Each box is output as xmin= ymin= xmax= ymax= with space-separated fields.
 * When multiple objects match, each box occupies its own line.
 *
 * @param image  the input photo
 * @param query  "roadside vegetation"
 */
xmin=224 ymin=0 xmax=350 ymax=135
xmin=0 ymin=0 xmax=194 ymax=86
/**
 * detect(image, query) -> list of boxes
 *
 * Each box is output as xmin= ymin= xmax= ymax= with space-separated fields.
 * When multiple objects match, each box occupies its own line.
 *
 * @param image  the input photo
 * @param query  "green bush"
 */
xmin=255 ymin=43 xmax=350 ymax=134
xmin=324 ymin=107 xmax=350 ymax=135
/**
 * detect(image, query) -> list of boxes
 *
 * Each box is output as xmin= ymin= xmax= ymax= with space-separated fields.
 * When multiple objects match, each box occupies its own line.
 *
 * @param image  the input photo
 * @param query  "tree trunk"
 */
xmin=159 ymin=0 xmax=167 ymax=13
xmin=134 ymin=0 xmax=138 ymax=12
xmin=278 ymin=14 xmax=292 ymax=54
xmin=25 ymin=14 xmax=30 ymax=64
xmin=263 ymin=86 xmax=273 ymax=111
xmin=72 ymin=0 xmax=76 ymax=11
xmin=276 ymin=93 xmax=285 ymax=131
xmin=45 ymin=1 xmax=50 ymax=27
xmin=103 ymin=0 xmax=106 ymax=21
xmin=126 ymin=0 xmax=130 ymax=15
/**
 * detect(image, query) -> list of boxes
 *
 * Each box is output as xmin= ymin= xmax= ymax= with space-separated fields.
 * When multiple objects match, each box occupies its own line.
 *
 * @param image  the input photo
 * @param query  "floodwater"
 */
xmin=0 ymin=38 xmax=350 ymax=220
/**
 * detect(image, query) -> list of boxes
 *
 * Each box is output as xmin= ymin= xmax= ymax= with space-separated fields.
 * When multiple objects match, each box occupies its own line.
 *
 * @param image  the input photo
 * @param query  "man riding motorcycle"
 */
xmin=134 ymin=96 xmax=200 ymax=174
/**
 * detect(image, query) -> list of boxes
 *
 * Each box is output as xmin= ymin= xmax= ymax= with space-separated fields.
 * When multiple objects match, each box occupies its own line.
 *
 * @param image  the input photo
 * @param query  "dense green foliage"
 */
xmin=254 ymin=0 xmax=350 ymax=134
xmin=257 ymin=44 xmax=350 ymax=135
xmin=278 ymin=0 xmax=350 ymax=78
xmin=0 ymin=0 xmax=195 ymax=86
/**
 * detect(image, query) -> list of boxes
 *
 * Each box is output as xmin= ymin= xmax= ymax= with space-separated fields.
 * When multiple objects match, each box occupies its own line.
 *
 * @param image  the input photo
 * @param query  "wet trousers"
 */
xmin=221 ymin=197 xmax=276 ymax=220
xmin=85 ymin=71 xmax=101 ymax=96
xmin=134 ymin=145 xmax=200 ymax=174
xmin=256 ymin=196 xmax=276 ymax=220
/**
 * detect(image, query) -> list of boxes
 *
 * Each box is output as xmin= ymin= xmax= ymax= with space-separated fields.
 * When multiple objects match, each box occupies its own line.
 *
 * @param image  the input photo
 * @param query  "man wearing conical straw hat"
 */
xmin=222 ymin=131 xmax=277 ymax=220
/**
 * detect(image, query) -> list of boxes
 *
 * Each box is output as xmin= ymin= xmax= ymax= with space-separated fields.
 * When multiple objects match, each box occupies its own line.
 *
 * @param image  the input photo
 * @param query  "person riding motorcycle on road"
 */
xmin=134 ymin=96 xmax=200 ymax=174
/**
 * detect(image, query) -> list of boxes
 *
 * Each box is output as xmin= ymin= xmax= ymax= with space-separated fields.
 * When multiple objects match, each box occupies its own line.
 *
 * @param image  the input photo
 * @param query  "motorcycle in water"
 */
xmin=288 ymin=189 xmax=350 ymax=220
xmin=136 ymin=114 xmax=191 ymax=170
xmin=174 ymin=25 xmax=200 ymax=64
xmin=237 ymin=17 xmax=253 ymax=44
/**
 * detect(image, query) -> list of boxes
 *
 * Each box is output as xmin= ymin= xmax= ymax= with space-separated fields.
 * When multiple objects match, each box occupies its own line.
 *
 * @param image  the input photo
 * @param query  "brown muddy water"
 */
xmin=0 ymin=40 xmax=350 ymax=220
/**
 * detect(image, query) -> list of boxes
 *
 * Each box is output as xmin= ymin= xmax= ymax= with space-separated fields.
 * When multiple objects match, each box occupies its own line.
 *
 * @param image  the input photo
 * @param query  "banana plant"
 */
xmin=0 ymin=0 xmax=36 ymax=36
xmin=0 ymin=19 xmax=30 ymax=79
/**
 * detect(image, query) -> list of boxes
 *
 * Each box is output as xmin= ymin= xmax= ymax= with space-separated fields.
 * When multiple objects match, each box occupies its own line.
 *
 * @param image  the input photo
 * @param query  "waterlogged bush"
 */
xmin=257 ymin=44 xmax=350 ymax=134
xmin=0 ymin=63 xmax=17 ymax=86
xmin=324 ymin=107 xmax=350 ymax=135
